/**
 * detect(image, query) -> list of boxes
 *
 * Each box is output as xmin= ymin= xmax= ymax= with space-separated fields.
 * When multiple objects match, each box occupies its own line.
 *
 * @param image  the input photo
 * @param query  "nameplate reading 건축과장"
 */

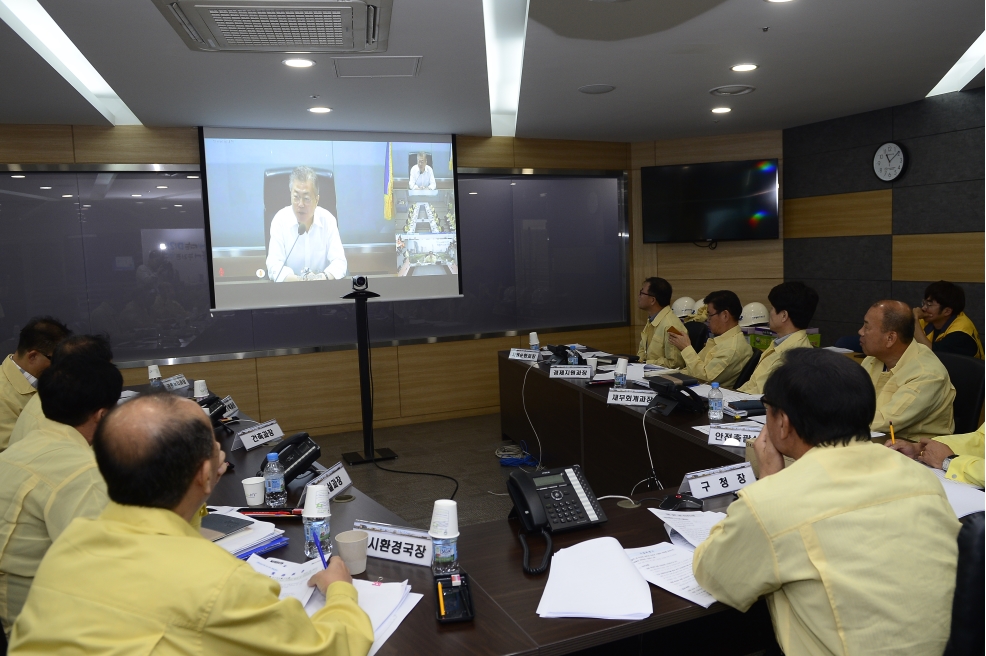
xmin=239 ymin=419 xmax=285 ymax=451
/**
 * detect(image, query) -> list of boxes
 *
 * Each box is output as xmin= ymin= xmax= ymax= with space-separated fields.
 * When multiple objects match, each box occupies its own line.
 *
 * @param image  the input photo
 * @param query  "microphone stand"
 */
xmin=273 ymin=224 xmax=306 ymax=282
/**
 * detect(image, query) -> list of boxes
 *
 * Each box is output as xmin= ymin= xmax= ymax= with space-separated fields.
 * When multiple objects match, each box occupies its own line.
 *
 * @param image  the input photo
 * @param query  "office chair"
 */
xmin=944 ymin=511 xmax=983 ymax=656
xmin=833 ymin=335 xmax=862 ymax=353
xmin=734 ymin=349 xmax=762 ymax=389
xmin=684 ymin=321 xmax=709 ymax=353
xmin=408 ymin=153 xmax=433 ymax=171
xmin=262 ymin=168 xmax=337 ymax=252
xmin=935 ymin=352 xmax=985 ymax=434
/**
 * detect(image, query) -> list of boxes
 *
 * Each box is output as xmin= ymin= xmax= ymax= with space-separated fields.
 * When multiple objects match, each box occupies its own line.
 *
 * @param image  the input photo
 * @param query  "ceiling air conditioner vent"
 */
xmin=154 ymin=0 xmax=392 ymax=53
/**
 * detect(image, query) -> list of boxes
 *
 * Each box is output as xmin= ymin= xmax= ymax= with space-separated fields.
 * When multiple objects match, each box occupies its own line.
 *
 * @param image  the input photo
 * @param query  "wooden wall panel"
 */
xmin=666 ymin=278 xmax=782 ymax=307
xmin=256 ymin=348 xmax=400 ymax=434
xmin=630 ymin=141 xmax=655 ymax=169
xmin=513 ymin=138 xmax=628 ymax=170
xmin=652 ymin=131 xmax=782 ymax=166
xmin=784 ymin=190 xmax=892 ymax=239
xmin=538 ymin=326 xmax=636 ymax=356
xmin=455 ymin=136 xmax=514 ymax=168
xmin=893 ymin=233 xmax=985 ymax=282
xmin=119 ymin=359 xmax=261 ymax=419
xmin=0 ymin=125 xmax=75 ymax=163
xmin=72 ymin=126 xmax=200 ymax=164
xmin=656 ymin=240 xmax=783 ymax=280
xmin=397 ymin=336 xmax=519 ymax=417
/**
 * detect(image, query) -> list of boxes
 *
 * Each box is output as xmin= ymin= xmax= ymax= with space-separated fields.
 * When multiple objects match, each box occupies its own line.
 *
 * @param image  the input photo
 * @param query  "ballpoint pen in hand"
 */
xmin=312 ymin=533 xmax=328 ymax=568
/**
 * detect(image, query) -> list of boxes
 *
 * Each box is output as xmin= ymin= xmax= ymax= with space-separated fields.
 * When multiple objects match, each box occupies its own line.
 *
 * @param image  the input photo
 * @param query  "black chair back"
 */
xmin=263 ymin=168 xmax=337 ymax=251
xmin=734 ymin=349 xmax=762 ymax=389
xmin=408 ymin=153 xmax=433 ymax=171
xmin=935 ymin=352 xmax=985 ymax=434
xmin=684 ymin=321 xmax=709 ymax=353
xmin=944 ymin=511 xmax=984 ymax=656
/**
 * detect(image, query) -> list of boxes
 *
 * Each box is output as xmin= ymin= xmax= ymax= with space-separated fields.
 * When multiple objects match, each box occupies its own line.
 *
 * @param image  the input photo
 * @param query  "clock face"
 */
xmin=873 ymin=142 xmax=905 ymax=181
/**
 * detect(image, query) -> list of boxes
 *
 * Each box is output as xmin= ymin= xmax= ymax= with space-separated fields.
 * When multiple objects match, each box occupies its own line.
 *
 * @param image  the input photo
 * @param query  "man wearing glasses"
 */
xmin=636 ymin=277 xmax=687 ymax=368
xmin=911 ymin=281 xmax=983 ymax=359
xmin=667 ymin=289 xmax=752 ymax=388
xmin=0 ymin=317 xmax=70 ymax=452
xmin=266 ymin=166 xmax=348 ymax=282
xmin=694 ymin=348 xmax=959 ymax=656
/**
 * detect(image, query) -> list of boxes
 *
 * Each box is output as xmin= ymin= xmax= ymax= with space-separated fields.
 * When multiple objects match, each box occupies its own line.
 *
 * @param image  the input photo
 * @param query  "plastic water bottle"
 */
xmin=263 ymin=453 xmax=287 ymax=507
xmin=614 ymin=371 xmax=627 ymax=388
xmin=529 ymin=332 xmax=540 ymax=357
xmin=304 ymin=517 xmax=331 ymax=559
xmin=567 ymin=349 xmax=579 ymax=365
xmin=148 ymin=365 xmax=163 ymax=390
xmin=708 ymin=382 xmax=724 ymax=425
xmin=432 ymin=537 xmax=459 ymax=575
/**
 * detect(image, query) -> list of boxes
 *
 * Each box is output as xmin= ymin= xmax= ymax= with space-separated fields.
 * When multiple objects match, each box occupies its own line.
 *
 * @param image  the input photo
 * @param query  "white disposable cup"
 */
xmin=428 ymin=499 xmax=460 ymax=539
xmin=529 ymin=332 xmax=539 ymax=348
xmin=147 ymin=365 xmax=161 ymax=379
xmin=335 ymin=530 xmax=369 ymax=575
xmin=193 ymin=380 xmax=209 ymax=398
xmin=303 ymin=484 xmax=331 ymax=518
xmin=586 ymin=357 xmax=598 ymax=377
xmin=616 ymin=357 xmax=628 ymax=375
xmin=241 ymin=477 xmax=266 ymax=506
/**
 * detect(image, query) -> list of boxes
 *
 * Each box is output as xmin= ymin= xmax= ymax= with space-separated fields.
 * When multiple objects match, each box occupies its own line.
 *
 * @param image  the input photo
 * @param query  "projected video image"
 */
xmin=203 ymin=129 xmax=460 ymax=311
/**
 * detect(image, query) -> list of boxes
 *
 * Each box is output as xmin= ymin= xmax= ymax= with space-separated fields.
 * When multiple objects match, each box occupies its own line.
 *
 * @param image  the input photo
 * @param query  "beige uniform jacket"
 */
xmin=694 ymin=440 xmax=960 ymax=656
xmin=9 ymin=503 xmax=374 ymax=656
xmin=934 ymin=424 xmax=984 ymax=488
xmin=861 ymin=341 xmax=955 ymax=442
xmin=637 ymin=306 xmax=687 ymax=368
xmin=6 ymin=396 xmax=43 ymax=449
xmin=679 ymin=325 xmax=753 ymax=389
xmin=737 ymin=330 xmax=813 ymax=394
xmin=0 ymin=418 xmax=108 ymax=635
xmin=0 ymin=357 xmax=36 ymax=452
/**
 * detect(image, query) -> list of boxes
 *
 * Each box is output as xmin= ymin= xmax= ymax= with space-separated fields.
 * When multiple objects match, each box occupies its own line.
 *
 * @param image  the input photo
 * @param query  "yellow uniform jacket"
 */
xmin=0 ymin=356 xmax=36 ymax=452
xmin=737 ymin=330 xmax=813 ymax=394
xmin=637 ymin=306 xmax=687 ymax=369
xmin=934 ymin=424 xmax=984 ymax=488
xmin=680 ymin=325 xmax=753 ymax=389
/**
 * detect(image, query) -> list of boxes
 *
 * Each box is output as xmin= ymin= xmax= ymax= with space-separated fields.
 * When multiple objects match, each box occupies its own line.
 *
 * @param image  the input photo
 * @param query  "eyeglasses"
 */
xmin=638 ymin=290 xmax=655 ymax=298
xmin=291 ymin=192 xmax=315 ymax=204
xmin=707 ymin=310 xmax=724 ymax=319
xmin=920 ymin=299 xmax=939 ymax=309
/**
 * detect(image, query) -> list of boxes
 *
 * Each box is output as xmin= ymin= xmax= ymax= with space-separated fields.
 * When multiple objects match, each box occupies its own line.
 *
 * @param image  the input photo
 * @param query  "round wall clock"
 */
xmin=873 ymin=142 xmax=905 ymax=181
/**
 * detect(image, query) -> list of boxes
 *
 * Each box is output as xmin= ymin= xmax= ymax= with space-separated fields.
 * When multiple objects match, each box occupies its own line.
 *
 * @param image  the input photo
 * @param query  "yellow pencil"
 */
xmin=889 ymin=421 xmax=895 ymax=445
xmin=437 ymin=581 xmax=446 ymax=617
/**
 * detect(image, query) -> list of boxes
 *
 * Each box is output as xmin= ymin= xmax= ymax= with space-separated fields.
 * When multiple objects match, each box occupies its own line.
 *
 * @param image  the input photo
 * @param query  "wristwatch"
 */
xmin=942 ymin=455 xmax=957 ymax=472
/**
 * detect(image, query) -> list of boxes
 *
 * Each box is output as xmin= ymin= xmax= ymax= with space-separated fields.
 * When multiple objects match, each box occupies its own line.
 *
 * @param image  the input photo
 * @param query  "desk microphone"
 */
xmin=273 ymin=223 xmax=306 ymax=282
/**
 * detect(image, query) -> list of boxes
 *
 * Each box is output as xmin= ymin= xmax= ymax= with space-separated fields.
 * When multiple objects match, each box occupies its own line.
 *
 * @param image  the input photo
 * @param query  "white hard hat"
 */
xmin=692 ymin=297 xmax=706 ymax=312
xmin=671 ymin=297 xmax=695 ymax=318
xmin=740 ymin=302 xmax=769 ymax=327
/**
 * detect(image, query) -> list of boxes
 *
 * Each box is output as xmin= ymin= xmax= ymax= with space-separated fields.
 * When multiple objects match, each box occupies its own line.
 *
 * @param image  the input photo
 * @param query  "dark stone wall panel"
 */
xmin=895 ymin=127 xmax=985 ymax=188
xmin=893 ymin=89 xmax=984 ymax=141
xmin=798 ymin=278 xmax=892 ymax=325
xmin=784 ymin=108 xmax=892 ymax=158
xmin=893 ymin=180 xmax=985 ymax=234
xmin=785 ymin=235 xmax=892 ymax=281
xmin=784 ymin=146 xmax=892 ymax=199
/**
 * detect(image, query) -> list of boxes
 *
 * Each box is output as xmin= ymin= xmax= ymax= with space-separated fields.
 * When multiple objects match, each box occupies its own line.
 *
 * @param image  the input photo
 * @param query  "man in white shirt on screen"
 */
xmin=266 ymin=166 xmax=348 ymax=282
xmin=408 ymin=153 xmax=436 ymax=190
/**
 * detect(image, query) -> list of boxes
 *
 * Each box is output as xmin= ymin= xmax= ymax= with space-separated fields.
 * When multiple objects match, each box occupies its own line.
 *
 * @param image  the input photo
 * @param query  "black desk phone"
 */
xmin=507 ymin=465 xmax=607 ymax=575
xmin=256 ymin=432 xmax=321 ymax=484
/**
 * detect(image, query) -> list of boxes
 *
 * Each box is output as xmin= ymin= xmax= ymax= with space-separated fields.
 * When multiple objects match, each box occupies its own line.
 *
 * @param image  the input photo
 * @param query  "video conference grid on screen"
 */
xmin=202 ymin=128 xmax=461 ymax=311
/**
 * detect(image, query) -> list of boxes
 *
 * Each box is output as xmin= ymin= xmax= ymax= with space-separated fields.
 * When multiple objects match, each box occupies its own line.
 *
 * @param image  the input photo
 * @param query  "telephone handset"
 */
xmin=506 ymin=465 xmax=607 ymax=574
xmin=256 ymin=432 xmax=321 ymax=484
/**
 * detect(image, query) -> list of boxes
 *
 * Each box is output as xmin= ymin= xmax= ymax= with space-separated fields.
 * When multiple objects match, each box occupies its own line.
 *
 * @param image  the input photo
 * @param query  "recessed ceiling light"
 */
xmin=159 ymin=243 xmax=167 ymax=250
xmin=11 ymin=175 xmax=25 ymax=179
xmin=187 ymin=175 xmax=199 ymax=179
xmin=711 ymin=107 xmax=731 ymax=114
xmin=469 ymin=192 xmax=478 ymax=195
xmin=578 ymin=84 xmax=615 ymax=94
xmin=308 ymin=106 xmax=332 ymax=113
xmin=510 ymin=182 xmax=516 ymax=185
xmin=40 ymin=186 xmax=51 ymax=189
xmin=763 ymin=0 xmax=793 ymax=3
xmin=131 ymin=194 xmax=142 ymax=197
xmin=731 ymin=64 xmax=757 ymax=72
xmin=710 ymin=85 xmax=756 ymax=96
xmin=283 ymin=58 xmax=315 ymax=68
xmin=156 ymin=185 xmax=168 ymax=189
xmin=61 ymin=194 xmax=73 ymax=197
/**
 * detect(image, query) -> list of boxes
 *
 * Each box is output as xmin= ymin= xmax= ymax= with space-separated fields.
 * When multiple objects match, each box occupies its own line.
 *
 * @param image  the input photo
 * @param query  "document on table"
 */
xmin=625 ymin=543 xmax=716 ymax=608
xmin=580 ymin=350 xmax=612 ymax=358
xmin=692 ymin=421 xmax=764 ymax=435
xmin=592 ymin=363 xmax=652 ymax=383
xmin=689 ymin=384 xmax=762 ymax=403
xmin=536 ymin=536 xmax=652 ymax=620
xmin=648 ymin=509 xmax=726 ymax=548
xmin=664 ymin=526 xmax=695 ymax=552
xmin=247 ymin=555 xmax=322 ymax=606
xmin=932 ymin=468 xmax=985 ymax=518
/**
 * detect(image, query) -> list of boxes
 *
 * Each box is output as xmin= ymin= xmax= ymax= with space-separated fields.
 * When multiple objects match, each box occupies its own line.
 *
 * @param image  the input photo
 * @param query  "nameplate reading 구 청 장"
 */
xmin=607 ymin=389 xmax=657 ymax=406
xmin=685 ymin=462 xmax=756 ymax=499
xmin=549 ymin=365 xmax=591 ymax=379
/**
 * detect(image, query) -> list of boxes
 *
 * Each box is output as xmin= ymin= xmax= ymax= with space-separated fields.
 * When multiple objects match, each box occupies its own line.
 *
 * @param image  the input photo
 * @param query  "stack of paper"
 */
xmin=625 ymin=543 xmax=716 ymax=608
xmin=210 ymin=509 xmax=286 ymax=558
xmin=933 ymin=469 xmax=986 ymax=518
xmin=593 ymin=363 xmax=667 ymax=383
xmin=648 ymin=509 xmax=726 ymax=548
xmin=689 ymin=384 xmax=762 ymax=402
xmin=248 ymin=555 xmax=323 ymax=606
xmin=536 ymin=537 xmax=653 ymax=620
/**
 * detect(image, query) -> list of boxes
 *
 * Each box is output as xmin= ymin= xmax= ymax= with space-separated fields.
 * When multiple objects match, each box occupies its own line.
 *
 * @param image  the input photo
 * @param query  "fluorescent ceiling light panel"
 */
xmin=927 ymin=31 xmax=986 ymax=97
xmin=482 ymin=0 xmax=530 ymax=137
xmin=0 ymin=0 xmax=140 ymax=125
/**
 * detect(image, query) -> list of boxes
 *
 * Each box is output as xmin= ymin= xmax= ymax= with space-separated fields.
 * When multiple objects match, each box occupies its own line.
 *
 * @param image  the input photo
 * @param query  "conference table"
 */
xmin=498 ymin=350 xmax=749 ymax=497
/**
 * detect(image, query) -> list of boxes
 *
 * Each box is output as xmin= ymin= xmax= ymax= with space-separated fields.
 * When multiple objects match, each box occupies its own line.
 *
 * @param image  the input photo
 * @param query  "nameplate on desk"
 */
xmin=238 ymin=419 xmax=285 ymax=451
xmin=353 ymin=520 xmax=433 ymax=567
xmin=221 ymin=395 xmax=239 ymax=419
xmin=161 ymin=374 xmax=189 ymax=392
xmin=685 ymin=462 xmax=756 ymax=499
xmin=508 ymin=348 xmax=539 ymax=362
xmin=306 ymin=461 xmax=352 ymax=500
xmin=606 ymin=389 xmax=657 ymax=406
xmin=707 ymin=426 xmax=760 ymax=447
xmin=549 ymin=365 xmax=591 ymax=379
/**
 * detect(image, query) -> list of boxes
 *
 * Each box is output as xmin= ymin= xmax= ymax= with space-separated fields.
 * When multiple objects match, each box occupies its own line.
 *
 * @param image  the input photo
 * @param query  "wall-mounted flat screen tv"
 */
xmin=640 ymin=159 xmax=779 ymax=243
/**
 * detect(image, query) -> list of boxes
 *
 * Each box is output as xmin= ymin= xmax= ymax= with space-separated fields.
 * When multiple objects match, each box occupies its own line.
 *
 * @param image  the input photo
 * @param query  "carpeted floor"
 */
xmin=311 ymin=413 xmax=516 ymax=530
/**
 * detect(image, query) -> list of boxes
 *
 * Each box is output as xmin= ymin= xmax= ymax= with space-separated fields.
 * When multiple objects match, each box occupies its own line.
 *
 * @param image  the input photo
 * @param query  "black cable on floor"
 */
xmin=373 ymin=460 xmax=460 ymax=500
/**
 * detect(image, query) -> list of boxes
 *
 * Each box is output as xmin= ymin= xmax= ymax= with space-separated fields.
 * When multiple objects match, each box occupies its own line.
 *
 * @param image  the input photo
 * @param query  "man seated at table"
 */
xmin=859 ymin=300 xmax=955 ymax=442
xmin=8 ymin=393 xmax=374 ymax=656
xmin=409 ymin=152 xmax=437 ymax=190
xmin=0 ymin=316 xmax=71 ymax=452
xmin=912 ymin=280 xmax=983 ymax=359
xmin=890 ymin=424 xmax=984 ymax=487
xmin=636 ymin=277 xmax=686 ymax=369
xmin=0 ymin=355 xmax=121 ymax=637
xmin=694 ymin=348 xmax=960 ymax=656
xmin=738 ymin=282 xmax=818 ymax=394
xmin=7 ymin=334 xmax=114 ymax=448
xmin=667 ymin=290 xmax=752 ymax=388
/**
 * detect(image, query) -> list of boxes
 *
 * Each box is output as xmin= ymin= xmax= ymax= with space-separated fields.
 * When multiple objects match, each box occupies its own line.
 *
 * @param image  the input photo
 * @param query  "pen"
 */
xmin=889 ymin=421 xmax=895 ymax=445
xmin=437 ymin=581 xmax=446 ymax=617
xmin=313 ymin=533 xmax=328 ymax=569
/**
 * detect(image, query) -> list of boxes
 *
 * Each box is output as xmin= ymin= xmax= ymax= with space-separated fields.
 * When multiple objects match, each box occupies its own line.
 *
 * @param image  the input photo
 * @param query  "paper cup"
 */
xmin=586 ymin=357 xmax=598 ymax=377
xmin=147 ymin=365 xmax=161 ymax=380
xmin=428 ymin=499 xmax=459 ymax=539
xmin=193 ymin=379 xmax=209 ymax=398
xmin=529 ymin=332 xmax=539 ymax=348
xmin=303 ymin=484 xmax=331 ymax=518
xmin=616 ymin=357 xmax=628 ymax=375
xmin=241 ymin=477 xmax=266 ymax=506
xmin=335 ymin=530 xmax=369 ymax=575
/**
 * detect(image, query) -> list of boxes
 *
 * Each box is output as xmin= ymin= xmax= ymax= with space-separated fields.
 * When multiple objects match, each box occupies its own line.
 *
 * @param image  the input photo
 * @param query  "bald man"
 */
xmin=9 ymin=393 xmax=373 ymax=656
xmin=859 ymin=300 xmax=955 ymax=442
